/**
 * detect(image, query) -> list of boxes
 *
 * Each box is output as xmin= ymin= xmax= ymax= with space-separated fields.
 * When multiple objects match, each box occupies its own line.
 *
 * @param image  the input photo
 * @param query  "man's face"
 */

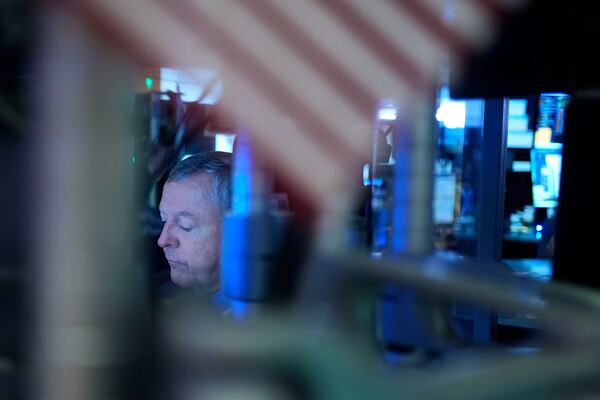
xmin=158 ymin=173 xmax=222 ymax=290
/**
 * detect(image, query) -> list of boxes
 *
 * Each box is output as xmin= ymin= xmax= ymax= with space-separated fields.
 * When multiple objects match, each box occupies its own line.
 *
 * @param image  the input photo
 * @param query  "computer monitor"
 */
xmin=530 ymin=144 xmax=562 ymax=208
xmin=507 ymin=98 xmax=534 ymax=149
xmin=433 ymin=174 xmax=456 ymax=224
xmin=536 ymin=93 xmax=570 ymax=141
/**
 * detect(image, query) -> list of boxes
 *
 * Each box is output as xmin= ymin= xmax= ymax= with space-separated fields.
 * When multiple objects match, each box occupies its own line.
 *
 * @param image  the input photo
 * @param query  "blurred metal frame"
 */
xmin=163 ymin=249 xmax=600 ymax=399
xmin=29 ymin=5 xmax=147 ymax=399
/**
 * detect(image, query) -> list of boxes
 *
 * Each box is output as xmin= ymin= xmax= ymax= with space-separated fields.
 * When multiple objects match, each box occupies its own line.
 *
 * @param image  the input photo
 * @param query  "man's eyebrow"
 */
xmin=174 ymin=211 xmax=195 ymax=218
xmin=159 ymin=211 xmax=195 ymax=220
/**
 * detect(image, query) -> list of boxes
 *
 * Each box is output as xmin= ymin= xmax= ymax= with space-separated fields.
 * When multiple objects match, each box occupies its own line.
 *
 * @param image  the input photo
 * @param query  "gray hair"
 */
xmin=166 ymin=151 xmax=232 ymax=212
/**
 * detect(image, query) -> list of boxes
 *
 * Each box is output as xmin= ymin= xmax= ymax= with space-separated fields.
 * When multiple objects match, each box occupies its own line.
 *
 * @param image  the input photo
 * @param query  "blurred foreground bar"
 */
xmin=29 ymin=5 xmax=146 ymax=399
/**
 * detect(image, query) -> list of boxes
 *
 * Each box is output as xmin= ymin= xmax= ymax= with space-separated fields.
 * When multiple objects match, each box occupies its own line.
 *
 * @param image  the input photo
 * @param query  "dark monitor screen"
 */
xmin=531 ymin=144 xmax=562 ymax=208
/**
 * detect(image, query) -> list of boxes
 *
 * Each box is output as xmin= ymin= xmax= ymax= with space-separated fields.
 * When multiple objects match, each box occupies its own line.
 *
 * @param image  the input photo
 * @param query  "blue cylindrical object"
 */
xmin=222 ymin=212 xmax=291 ymax=302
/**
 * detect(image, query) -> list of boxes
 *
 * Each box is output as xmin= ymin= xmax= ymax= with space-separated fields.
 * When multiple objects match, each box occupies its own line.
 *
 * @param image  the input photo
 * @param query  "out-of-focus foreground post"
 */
xmin=29 ymin=5 xmax=147 ymax=399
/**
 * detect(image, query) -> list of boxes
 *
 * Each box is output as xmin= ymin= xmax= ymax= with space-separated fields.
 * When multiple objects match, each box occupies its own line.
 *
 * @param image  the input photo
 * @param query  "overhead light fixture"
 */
xmin=377 ymin=107 xmax=397 ymax=121
xmin=435 ymin=98 xmax=466 ymax=129
xmin=215 ymin=133 xmax=236 ymax=153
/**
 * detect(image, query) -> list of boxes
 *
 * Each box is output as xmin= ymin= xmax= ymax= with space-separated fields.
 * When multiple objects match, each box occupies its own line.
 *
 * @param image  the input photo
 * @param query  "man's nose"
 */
xmin=157 ymin=224 xmax=178 ymax=248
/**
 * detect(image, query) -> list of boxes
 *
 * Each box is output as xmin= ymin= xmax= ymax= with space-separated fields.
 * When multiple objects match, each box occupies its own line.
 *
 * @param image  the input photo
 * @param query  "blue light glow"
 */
xmin=436 ymin=99 xmax=466 ymax=129
xmin=536 ymin=224 xmax=543 ymax=232
xmin=215 ymin=133 xmax=236 ymax=153
xmin=377 ymin=107 xmax=397 ymax=121
xmin=181 ymin=153 xmax=195 ymax=161
xmin=363 ymin=163 xmax=371 ymax=186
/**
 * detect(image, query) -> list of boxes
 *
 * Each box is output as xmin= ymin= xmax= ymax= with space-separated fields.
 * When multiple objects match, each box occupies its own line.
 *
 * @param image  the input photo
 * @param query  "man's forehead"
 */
xmin=159 ymin=174 xmax=217 ymax=213
xmin=171 ymin=172 xmax=214 ymax=188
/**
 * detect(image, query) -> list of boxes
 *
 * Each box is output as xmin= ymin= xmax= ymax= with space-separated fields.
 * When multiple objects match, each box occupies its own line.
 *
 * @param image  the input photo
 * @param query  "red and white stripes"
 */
xmin=58 ymin=0 xmax=528 ymax=215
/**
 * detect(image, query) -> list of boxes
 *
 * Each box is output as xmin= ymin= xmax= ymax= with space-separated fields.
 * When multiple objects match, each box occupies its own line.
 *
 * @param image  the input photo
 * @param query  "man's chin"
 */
xmin=170 ymin=270 xmax=195 ymax=289
xmin=170 ymin=270 xmax=215 ymax=290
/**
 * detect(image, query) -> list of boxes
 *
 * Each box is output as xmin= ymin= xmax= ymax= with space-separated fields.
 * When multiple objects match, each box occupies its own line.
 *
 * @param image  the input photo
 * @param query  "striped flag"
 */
xmin=58 ymin=0 xmax=528 ymax=216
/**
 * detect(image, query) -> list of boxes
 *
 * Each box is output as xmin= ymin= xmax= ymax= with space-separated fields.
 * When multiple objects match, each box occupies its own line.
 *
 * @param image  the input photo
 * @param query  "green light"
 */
xmin=145 ymin=76 xmax=153 ymax=90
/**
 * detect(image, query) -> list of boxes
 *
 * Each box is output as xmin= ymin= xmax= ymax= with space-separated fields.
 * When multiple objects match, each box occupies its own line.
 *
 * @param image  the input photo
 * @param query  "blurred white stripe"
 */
xmin=187 ymin=0 xmax=372 ymax=160
xmin=218 ymin=64 xmax=349 ymax=212
xmin=343 ymin=0 xmax=447 ymax=85
xmin=262 ymin=0 xmax=417 ymax=103
xmin=420 ymin=0 xmax=501 ymax=49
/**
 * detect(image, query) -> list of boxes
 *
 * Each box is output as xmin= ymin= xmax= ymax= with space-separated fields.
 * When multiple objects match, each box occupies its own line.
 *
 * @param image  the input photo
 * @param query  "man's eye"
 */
xmin=180 ymin=225 xmax=192 ymax=232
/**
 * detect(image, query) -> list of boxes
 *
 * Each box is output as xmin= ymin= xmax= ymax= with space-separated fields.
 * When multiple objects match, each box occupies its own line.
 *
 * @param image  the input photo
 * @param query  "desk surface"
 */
xmin=498 ymin=258 xmax=552 ymax=329
xmin=502 ymin=258 xmax=552 ymax=282
xmin=504 ymin=231 xmax=540 ymax=243
xmin=453 ymin=258 xmax=551 ymax=330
